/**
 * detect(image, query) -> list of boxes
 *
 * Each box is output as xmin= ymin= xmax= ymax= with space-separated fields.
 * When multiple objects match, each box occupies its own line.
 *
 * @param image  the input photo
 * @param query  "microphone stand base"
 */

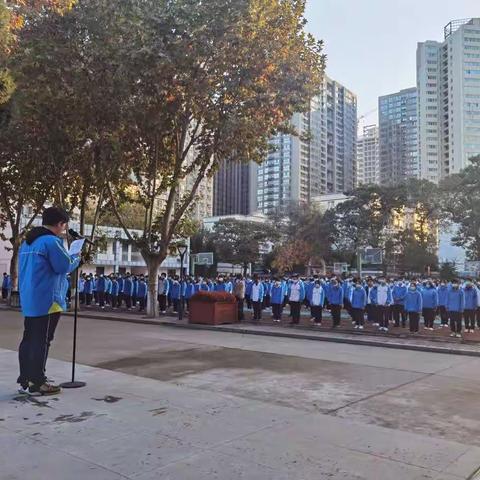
xmin=60 ymin=381 xmax=87 ymax=389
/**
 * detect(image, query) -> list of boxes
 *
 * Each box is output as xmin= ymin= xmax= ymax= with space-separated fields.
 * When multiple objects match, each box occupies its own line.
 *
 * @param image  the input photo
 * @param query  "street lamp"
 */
xmin=178 ymin=244 xmax=188 ymax=321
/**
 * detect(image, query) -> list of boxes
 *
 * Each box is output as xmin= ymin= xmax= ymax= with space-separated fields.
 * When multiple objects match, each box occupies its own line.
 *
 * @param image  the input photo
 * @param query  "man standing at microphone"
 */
xmin=17 ymin=207 xmax=81 ymax=396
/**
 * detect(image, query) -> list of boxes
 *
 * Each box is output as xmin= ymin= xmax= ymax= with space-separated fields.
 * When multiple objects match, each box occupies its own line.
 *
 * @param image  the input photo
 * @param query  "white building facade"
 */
xmin=417 ymin=18 xmax=480 ymax=182
xmin=356 ymin=125 xmax=380 ymax=186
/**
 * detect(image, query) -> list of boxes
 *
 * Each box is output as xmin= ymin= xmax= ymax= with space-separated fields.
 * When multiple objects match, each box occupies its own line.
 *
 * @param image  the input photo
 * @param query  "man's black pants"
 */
xmin=158 ymin=294 xmax=167 ymax=312
xmin=464 ymin=309 xmax=476 ymax=330
xmin=2 ymin=287 xmax=9 ymax=299
xmin=272 ymin=303 xmax=283 ymax=321
xmin=311 ymin=305 xmax=323 ymax=324
xmin=392 ymin=304 xmax=406 ymax=327
xmin=423 ymin=307 xmax=436 ymax=328
xmin=376 ymin=305 xmax=389 ymax=328
xmin=352 ymin=308 xmax=364 ymax=326
xmin=252 ymin=301 xmax=262 ymax=321
xmin=125 ymin=295 xmax=132 ymax=309
xmin=438 ymin=306 xmax=448 ymax=325
xmin=408 ymin=312 xmax=420 ymax=332
xmin=18 ymin=313 xmax=60 ymax=387
xmin=331 ymin=304 xmax=342 ymax=327
xmin=290 ymin=301 xmax=301 ymax=324
xmin=236 ymin=297 xmax=244 ymax=321
xmin=98 ymin=291 xmax=106 ymax=307
xmin=450 ymin=311 xmax=462 ymax=334
xmin=366 ymin=304 xmax=375 ymax=322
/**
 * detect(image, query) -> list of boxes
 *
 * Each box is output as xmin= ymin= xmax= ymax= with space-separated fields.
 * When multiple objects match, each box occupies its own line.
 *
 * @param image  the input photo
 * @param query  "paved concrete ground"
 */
xmin=1 ymin=309 xmax=480 ymax=479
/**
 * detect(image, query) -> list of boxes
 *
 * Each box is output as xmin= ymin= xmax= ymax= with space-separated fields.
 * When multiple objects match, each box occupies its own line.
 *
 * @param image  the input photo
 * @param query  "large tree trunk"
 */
xmin=144 ymin=254 xmax=163 ymax=318
xmin=9 ymin=238 xmax=21 ymax=291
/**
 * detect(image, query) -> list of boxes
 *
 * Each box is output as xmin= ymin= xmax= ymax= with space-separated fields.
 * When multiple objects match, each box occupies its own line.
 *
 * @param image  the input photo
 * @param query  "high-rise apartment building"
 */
xmin=213 ymin=160 xmax=252 ymax=216
xmin=356 ymin=125 xmax=380 ymax=186
xmin=378 ymin=87 xmax=419 ymax=184
xmin=417 ymin=18 xmax=480 ymax=182
xmin=251 ymin=75 xmax=357 ymax=215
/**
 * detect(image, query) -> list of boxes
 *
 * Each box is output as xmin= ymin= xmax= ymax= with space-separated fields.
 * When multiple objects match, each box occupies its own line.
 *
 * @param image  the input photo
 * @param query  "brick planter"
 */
xmin=189 ymin=292 xmax=238 ymax=325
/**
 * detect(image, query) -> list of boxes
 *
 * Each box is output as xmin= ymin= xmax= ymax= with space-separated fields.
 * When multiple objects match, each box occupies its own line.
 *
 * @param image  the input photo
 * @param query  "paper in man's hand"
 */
xmin=69 ymin=239 xmax=86 ymax=256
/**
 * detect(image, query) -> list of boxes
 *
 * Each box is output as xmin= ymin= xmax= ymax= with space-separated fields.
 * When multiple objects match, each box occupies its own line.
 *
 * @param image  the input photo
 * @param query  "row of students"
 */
xmin=235 ymin=275 xmax=480 ymax=336
xmin=71 ymin=272 xmax=480 ymax=337
xmin=78 ymin=273 xmax=148 ymax=311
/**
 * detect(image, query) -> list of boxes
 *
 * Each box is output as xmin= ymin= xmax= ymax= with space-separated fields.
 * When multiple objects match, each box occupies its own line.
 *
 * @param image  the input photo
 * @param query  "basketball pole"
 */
xmin=357 ymin=248 xmax=363 ymax=278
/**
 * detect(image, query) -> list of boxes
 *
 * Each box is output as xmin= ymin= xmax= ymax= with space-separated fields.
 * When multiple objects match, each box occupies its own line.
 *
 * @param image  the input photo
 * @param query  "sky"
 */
xmin=305 ymin=0 xmax=479 ymax=125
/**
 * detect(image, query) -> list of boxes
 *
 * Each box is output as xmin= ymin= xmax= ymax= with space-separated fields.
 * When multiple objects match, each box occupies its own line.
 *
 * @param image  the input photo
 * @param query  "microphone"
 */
xmin=68 ymin=229 xmax=95 ymax=246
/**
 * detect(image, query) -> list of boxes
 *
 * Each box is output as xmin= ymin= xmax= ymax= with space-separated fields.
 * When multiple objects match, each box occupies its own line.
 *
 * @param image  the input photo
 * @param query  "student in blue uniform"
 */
xmin=185 ymin=277 xmax=196 ymax=312
xmin=170 ymin=276 xmax=182 ymax=312
xmin=206 ymin=278 xmax=214 ymax=292
xmin=350 ymin=279 xmax=367 ymax=329
xmin=392 ymin=279 xmax=407 ymax=328
xmin=199 ymin=277 xmax=211 ymax=292
xmin=137 ymin=276 xmax=148 ymax=312
xmin=117 ymin=274 xmax=124 ymax=308
xmin=365 ymin=278 xmax=375 ymax=323
xmin=342 ymin=279 xmax=353 ymax=321
xmin=421 ymin=280 xmax=438 ymax=330
xmin=245 ymin=277 xmax=253 ymax=309
xmin=309 ymin=280 xmax=325 ymax=326
xmin=105 ymin=275 xmax=112 ymax=306
xmin=157 ymin=273 xmax=169 ymax=313
xmin=447 ymin=280 xmax=465 ymax=338
xmin=224 ymin=277 xmax=233 ymax=294
xmin=233 ymin=274 xmax=246 ymax=321
xmin=214 ymin=276 xmax=228 ymax=292
xmin=78 ymin=274 xmax=86 ymax=305
xmin=96 ymin=274 xmax=106 ymax=308
xmin=84 ymin=275 xmax=94 ymax=306
xmin=250 ymin=275 xmax=265 ymax=322
xmin=369 ymin=278 xmax=393 ymax=332
xmin=437 ymin=281 xmax=449 ymax=327
xmin=327 ymin=279 xmax=344 ymax=328
xmin=92 ymin=275 xmax=98 ymax=305
xmin=111 ymin=276 xmax=119 ymax=309
xmin=287 ymin=275 xmax=306 ymax=325
xmin=464 ymin=280 xmax=478 ymax=333
xmin=167 ymin=276 xmax=174 ymax=309
xmin=304 ymin=278 xmax=314 ymax=309
xmin=405 ymin=282 xmax=423 ymax=333
xmin=131 ymin=276 xmax=139 ymax=308
xmin=123 ymin=274 xmax=134 ymax=309
xmin=262 ymin=278 xmax=272 ymax=310
xmin=270 ymin=278 xmax=286 ymax=323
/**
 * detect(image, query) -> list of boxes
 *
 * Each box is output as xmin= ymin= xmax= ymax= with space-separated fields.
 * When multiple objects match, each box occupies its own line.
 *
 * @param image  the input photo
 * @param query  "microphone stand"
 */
xmin=60 ymin=236 xmax=88 ymax=389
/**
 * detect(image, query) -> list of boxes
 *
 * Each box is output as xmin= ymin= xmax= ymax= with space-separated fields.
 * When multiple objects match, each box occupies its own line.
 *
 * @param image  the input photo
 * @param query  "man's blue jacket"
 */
xmin=19 ymin=227 xmax=80 ymax=317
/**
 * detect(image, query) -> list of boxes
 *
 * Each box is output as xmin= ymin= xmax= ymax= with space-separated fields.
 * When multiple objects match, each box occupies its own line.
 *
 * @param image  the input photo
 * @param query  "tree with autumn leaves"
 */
xmin=0 ymin=0 xmax=77 ymax=290
xmin=1 ymin=0 xmax=325 ymax=315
